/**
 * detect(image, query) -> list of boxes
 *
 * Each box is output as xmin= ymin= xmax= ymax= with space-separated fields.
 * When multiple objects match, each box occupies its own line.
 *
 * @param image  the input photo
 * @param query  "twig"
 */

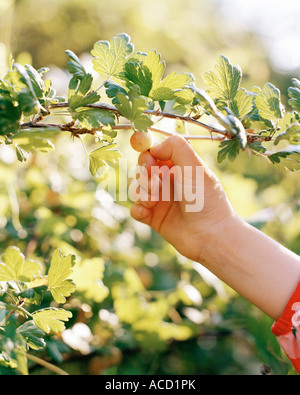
xmin=20 ymin=121 xmax=226 ymax=141
xmin=49 ymin=102 xmax=231 ymax=138
xmin=0 ymin=309 xmax=14 ymax=327
xmin=26 ymin=353 xmax=69 ymax=376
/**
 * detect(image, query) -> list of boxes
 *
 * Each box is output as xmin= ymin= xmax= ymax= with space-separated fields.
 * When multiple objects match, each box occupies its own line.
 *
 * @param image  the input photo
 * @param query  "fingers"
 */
xmin=150 ymin=135 xmax=204 ymax=168
xmin=138 ymin=151 xmax=157 ymax=176
xmin=129 ymin=178 xmax=159 ymax=208
xmin=130 ymin=203 xmax=152 ymax=226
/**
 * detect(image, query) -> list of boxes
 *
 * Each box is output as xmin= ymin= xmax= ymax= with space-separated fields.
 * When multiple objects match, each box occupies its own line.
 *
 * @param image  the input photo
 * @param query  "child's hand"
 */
xmin=130 ymin=135 xmax=234 ymax=262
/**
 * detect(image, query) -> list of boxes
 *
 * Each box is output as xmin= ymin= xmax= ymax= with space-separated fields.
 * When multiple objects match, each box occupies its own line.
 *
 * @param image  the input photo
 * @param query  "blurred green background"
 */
xmin=1 ymin=0 xmax=300 ymax=375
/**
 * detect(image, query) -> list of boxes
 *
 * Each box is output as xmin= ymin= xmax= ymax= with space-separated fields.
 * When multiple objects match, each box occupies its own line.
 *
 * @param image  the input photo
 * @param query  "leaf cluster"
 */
xmin=0 ymin=246 xmax=76 ymax=375
xmin=2 ymin=34 xmax=300 ymax=173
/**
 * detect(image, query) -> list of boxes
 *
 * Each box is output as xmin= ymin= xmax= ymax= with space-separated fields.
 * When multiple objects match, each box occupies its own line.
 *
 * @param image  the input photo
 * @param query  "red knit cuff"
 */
xmin=272 ymin=281 xmax=300 ymax=337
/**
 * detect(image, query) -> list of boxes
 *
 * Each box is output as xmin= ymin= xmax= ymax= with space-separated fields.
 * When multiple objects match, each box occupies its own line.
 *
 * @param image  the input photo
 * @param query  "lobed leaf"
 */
xmin=231 ymin=88 xmax=254 ymax=119
xmin=202 ymin=55 xmax=242 ymax=102
xmin=11 ymin=128 xmax=59 ymax=161
xmin=254 ymin=83 xmax=284 ymax=121
xmin=0 ymin=246 xmax=41 ymax=282
xmin=274 ymin=123 xmax=300 ymax=145
xmin=150 ymin=71 xmax=194 ymax=102
xmin=268 ymin=150 xmax=300 ymax=172
xmin=89 ymin=143 xmax=122 ymax=178
xmin=91 ymin=33 xmax=134 ymax=79
xmin=48 ymin=249 xmax=76 ymax=304
xmin=68 ymin=75 xmax=100 ymax=110
xmin=116 ymin=91 xmax=153 ymax=132
xmin=65 ymin=50 xmax=87 ymax=79
xmin=17 ymin=321 xmax=46 ymax=350
xmin=288 ymin=78 xmax=300 ymax=113
xmin=32 ymin=308 xmax=72 ymax=334
xmin=217 ymin=139 xmax=241 ymax=163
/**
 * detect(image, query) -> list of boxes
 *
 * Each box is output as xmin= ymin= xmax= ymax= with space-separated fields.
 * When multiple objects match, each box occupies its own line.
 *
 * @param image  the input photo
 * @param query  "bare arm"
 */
xmin=130 ymin=135 xmax=300 ymax=321
xmin=199 ymin=213 xmax=300 ymax=321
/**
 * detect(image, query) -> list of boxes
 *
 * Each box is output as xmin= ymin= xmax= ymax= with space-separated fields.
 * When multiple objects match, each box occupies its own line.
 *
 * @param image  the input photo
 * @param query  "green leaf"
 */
xmin=32 ymin=308 xmax=72 ymax=334
xmin=136 ymin=50 xmax=165 ymax=94
xmin=11 ymin=128 xmax=58 ymax=160
xmin=268 ymin=150 xmax=300 ymax=172
xmin=122 ymin=50 xmax=193 ymax=103
xmin=150 ymin=71 xmax=194 ymax=102
xmin=68 ymin=75 xmax=100 ymax=110
xmin=73 ymin=108 xmax=115 ymax=129
xmin=248 ymin=141 xmax=267 ymax=154
xmin=225 ymin=112 xmax=247 ymax=149
xmin=0 ymin=246 xmax=41 ymax=282
xmin=48 ymin=249 xmax=76 ymax=304
xmin=274 ymin=124 xmax=300 ymax=145
xmin=0 ymin=98 xmax=21 ymax=136
xmin=91 ymin=33 xmax=134 ymax=79
xmin=17 ymin=321 xmax=46 ymax=350
xmin=101 ymin=125 xmax=118 ymax=142
xmin=123 ymin=50 xmax=164 ymax=97
xmin=254 ymin=83 xmax=284 ymax=121
xmin=17 ymin=90 xmax=39 ymax=116
xmin=105 ymin=81 xmax=127 ymax=105
xmin=217 ymin=139 xmax=241 ymax=163
xmin=89 ymin=143 xmax=122 ymax=178
xmin=191 ymin=86 xmax=246 ymax=147
xmin=14 ymin=63 xmax=39 ymax=102
xmin=231 ymin=88 xmax=254 ymax=119
xmin=116 ymin=91 xmax=153 ymax=132
xmin=123 ymin=60 xmax=153 ymax=97
xmin=202 ymin=55 xmax=242 ymax=102
xmin=24 ymin=64 xmax=45 ymax=99
xmin=65 ymin=50 xmax=87 ymax=79
xmin=288 ymin=78 xmax=300 ymax=112
xmin=14 ymin=284 xmax=48 ymax=305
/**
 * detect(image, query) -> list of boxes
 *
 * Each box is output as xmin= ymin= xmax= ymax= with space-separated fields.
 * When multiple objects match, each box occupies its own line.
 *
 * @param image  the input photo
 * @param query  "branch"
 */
xmin=26 ymin=353 xmax=69 ymax=376
xmin=22 ymin=102 xmax=268 ymax=144
xmin=21 ymin=121 xmax=226 ymax=142
xmin=49 ymin=102 xmax=231 ymax=138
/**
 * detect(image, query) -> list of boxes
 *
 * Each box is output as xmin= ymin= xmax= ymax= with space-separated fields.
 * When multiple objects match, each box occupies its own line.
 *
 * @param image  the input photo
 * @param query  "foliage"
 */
xmin=2 ymin=33 xmax=300 ymax=177
xmin=0 ymin=30 xmax=299 ymax=375
xmin=0 ymin=247 xmax=75 ymax=374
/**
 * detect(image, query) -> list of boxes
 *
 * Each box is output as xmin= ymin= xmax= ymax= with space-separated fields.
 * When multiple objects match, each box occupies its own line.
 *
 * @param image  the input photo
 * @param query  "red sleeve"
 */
xmin=271 ymin=281 xmax=300 ymax=374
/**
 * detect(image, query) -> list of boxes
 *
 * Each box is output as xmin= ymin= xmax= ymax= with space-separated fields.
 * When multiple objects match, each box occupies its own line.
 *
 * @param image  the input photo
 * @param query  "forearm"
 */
xmin=198 ymin=214 xmax=300 ymax=321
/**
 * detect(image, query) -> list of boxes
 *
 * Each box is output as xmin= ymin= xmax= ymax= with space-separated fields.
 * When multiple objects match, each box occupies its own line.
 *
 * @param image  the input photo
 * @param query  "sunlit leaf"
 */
xmin=274 ymin=124 xmax=300 ymax=145
xmin=254 ymin=83 xmax=284 ymax=121
xmin=202 ymin=55 xmax=242 ymax=102
xmin=0 ymin=246 xmax=41 ymax=282
xmin=48 ymin=249 xmax=76 ymax=304
xmin=73 ymin=108 xmax=115 ymax=129
xmin=65 ymin=50 xmax=87 ymax=80
xmin=89 ymin=143 xmax=122 ymax=178
xmin=268 ymin=150 xmax=300 ymax=172
xmin=116 ymin=91 xmax=153 ymax=131
xmin=288 ymin=78 xmax=300 ymax=113
xmin=32 ymin=308 xmax=72 ymax=334
xmin=91 ymin=33 xmax=134 ymax=79
xmin=231 ymin=88 xmax=254 ymax=119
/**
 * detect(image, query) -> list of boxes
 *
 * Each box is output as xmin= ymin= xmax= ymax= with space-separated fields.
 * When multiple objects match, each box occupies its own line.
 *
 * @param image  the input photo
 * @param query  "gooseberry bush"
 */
xmin=1 ymin=33 xmax=300 ymax=375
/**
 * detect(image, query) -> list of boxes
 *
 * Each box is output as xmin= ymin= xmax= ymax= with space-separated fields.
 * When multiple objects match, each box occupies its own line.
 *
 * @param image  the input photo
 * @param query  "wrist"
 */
xmin=196 ymin=210 xmax=242 ymax=265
